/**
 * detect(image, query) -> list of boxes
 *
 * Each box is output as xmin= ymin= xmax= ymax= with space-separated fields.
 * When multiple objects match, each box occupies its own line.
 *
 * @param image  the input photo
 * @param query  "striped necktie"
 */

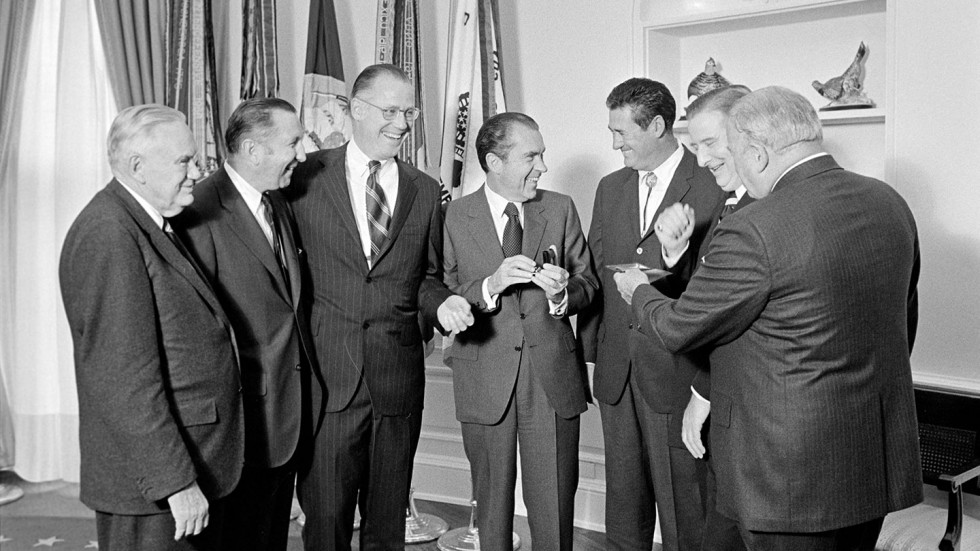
xmin=366 ymin=160 xmax=391 ymax=261
xmin=260 ymin=192 xmax=290 ymax=293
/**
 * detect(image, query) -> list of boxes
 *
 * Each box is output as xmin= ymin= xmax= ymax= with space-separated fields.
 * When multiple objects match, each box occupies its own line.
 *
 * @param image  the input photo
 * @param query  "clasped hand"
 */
xmin=438 ymin=295 xmax=475 ymax=336
xmin=654 ymin=203 xmax=695 ymax=258
xmin=488 ymin=254 xmax=569 ymax=302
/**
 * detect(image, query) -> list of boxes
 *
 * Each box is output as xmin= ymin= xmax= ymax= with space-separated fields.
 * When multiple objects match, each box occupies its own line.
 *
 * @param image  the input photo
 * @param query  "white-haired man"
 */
xmin=616 ymin=86 xmax=922 ymax=549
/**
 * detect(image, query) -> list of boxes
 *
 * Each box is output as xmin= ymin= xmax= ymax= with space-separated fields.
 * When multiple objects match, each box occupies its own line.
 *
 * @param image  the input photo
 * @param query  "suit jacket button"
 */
xmin=636 ymin=247 xmax=643 ymax=254
xmin=295 ymin=364 xmax=302 ymax=371
xmin=514 ymin=345 xmax=522 ymax=351
xmin=365 ymin=276 xmax=372 ymax=283
xmin=362 ymin=321 xmax=370 ymax=329
xmin=520 ymin=313 xmax=526 ymax=319
xmin=628 ymin=323 xmax=633 ymax=329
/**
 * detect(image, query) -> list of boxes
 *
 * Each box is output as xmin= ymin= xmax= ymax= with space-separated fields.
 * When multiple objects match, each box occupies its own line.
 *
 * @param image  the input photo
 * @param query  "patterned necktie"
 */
xmin=366 ymin=160 xmax=391 ymax=261
xmin=261 ymin=192 xmax=290 ymax=290
xmin=718 ymin=191 xmax=738 ymax=222
xmin=640 ymin=172 xmax=658 ymax=235
xmin=501 ymin=202 xmax=523 ymax=258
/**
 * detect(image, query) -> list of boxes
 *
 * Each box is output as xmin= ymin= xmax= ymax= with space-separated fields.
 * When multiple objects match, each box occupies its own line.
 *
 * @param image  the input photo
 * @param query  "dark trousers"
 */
xmin=297 ymin=376 xmax=422 ymax=551
xmin=734 ymin=516 xmax=884 ymax=551
xmin=219 ymin=459 xmax=296 ymax=551
xmin=96 ymin=499 xmax=226 ymax=551
xmin=461 ymin=351 xmax=580 ymax=551
xmin=600 ymin=375 xmax=705 ymax=551
xmin=700 ymin=445 xmax=745 ymax=551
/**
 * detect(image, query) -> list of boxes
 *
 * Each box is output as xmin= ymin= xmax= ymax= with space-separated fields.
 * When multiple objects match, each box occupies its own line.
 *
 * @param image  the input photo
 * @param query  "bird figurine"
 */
xmin=811 ymin=42 xmax=875 ymax=109
xmin=688 ymin=58 xmax=731 ymax=100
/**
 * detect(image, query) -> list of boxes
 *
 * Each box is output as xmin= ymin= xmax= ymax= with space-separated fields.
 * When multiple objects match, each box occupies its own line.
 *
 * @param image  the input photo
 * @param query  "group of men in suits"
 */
xmin=60 ymin=60 xmax=921 ymax=551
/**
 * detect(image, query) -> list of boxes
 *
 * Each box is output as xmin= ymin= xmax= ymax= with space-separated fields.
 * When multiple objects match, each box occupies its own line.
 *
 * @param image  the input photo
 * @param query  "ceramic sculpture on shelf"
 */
xmin=812 ymin=41 xmax=876 ymax=110
xmin=688 ymin=58 xmax=731 ymax=102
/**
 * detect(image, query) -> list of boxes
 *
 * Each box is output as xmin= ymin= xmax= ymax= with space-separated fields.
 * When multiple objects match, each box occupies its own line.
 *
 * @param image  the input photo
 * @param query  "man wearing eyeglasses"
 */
xmin=284 ymin=64 xmax=474 ymax=551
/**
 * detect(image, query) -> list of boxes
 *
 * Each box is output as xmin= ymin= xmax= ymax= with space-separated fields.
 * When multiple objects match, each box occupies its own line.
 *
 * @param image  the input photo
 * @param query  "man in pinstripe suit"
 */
xmin=285 ymin=64 xmax=474 ymax=551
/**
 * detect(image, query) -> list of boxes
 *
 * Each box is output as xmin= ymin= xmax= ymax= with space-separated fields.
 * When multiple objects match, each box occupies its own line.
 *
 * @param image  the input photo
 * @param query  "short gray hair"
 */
xmin=687 ymin=85 xmax=751 ymax=120
xmin=728 ymin=86 xmax=822 ymax=152
xmin=107 ymin=104 xmax=186 ymax=170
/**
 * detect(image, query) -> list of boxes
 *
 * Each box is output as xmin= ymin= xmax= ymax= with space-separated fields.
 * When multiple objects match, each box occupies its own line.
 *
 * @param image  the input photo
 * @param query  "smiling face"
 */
xmin=487 ymin=123 xmax=547 ymax=203
xmin=688 ymin=109 xmax=741 ymax=192
xmin=608 ymin=106 xmax=663 ymax=171
xmin=138 ymin=121 xmax=200 ymax=217
xmin=253 ymin=109 xmax=306 ymax=191
xmin=351 ymin=73 xmax=415 ymax=161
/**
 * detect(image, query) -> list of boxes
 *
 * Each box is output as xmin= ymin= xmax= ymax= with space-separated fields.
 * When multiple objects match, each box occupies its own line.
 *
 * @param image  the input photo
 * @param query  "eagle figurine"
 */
xmin=688 ymin=58 xmax=731 ymax=100
xmin=812 ymin=42 xmax=875 ymax=109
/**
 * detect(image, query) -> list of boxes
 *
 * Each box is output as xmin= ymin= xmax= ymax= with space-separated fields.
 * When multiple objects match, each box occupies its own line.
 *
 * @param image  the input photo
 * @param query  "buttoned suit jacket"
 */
xmin=284 ymin=144 xmax=453 ymax=416
xmin=443 ymin=188 xmax=598 ymax=424
xmin=59 ymin=180 xmax=244 ymax=515
xmin=176 ymin=168 xmax=321 ymax=468
xmin=579 ymin=147 xmax=725 ymax=427
xmin=632 ymin=156 xmax=922 ymax=532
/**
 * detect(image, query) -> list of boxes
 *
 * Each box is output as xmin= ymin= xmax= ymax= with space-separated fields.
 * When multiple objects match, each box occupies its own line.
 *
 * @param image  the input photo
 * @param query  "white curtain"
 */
xmin=2 ymin=0 xmax=116 ymax=482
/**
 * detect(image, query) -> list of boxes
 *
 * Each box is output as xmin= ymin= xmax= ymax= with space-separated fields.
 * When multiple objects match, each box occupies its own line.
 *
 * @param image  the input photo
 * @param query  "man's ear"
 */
xmin=350 ymin=98 xmax=366 ymax=121
xmin=649 ymin=115 xmax=666 ymax=139
xmin=486 ymin=152 xmax=504 ymax=174
xmin=127 ymin=154 xmax=145 ymax=184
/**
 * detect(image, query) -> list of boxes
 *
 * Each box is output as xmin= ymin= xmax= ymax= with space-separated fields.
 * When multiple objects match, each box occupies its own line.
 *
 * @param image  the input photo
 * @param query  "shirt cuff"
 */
xmin=482 ymin=277 xmax=499 ymax=310
xmin=662 ymin=242 xmax=690 ymax=268
xmin=548 ymin=289 xmax=568 ymax=316
xmin=691 ymin=386 xmax=710 ymax=404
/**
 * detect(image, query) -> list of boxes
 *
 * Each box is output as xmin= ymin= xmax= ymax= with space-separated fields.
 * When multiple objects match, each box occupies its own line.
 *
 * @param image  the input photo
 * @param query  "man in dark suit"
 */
xmin=578 ymin=78 xmax=725 ymax=551
xmin=443 ymin=112 xmax=598 ymax=550
xmin=655 ymin=85 xmax=754 ymax=551
xmin=59 ymin=105 xmax=244 ymax=551
xmin=285 ymin=64 xmax=474 ymax=551
xmin=616 ymin=86 xmax=922 ymax=550
xmin=175 ymin=98 xmax=318 ymax=551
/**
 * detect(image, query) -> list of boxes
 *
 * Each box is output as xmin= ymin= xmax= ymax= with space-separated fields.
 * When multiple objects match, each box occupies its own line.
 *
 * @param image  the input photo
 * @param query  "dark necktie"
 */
xmin=261 ymin=192 xmax=291 ymax=291
xmin=164 ymin=221 xmax=191 ymax=260
xmin=366 ymin=160 xmax=391 ymax=261
xmin=718 ymin=191 xmax=738 ymax=222
xmin=501 ymin=202 xmax=523 ymax=258
xmin=640 ymin=172 xmax=658 ymax=235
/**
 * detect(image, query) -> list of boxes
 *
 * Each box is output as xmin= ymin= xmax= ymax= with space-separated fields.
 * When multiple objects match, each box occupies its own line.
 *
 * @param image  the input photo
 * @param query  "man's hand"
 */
xmin=655 ymin=203 xmax=695 ymax=258
xmin=487 ymin=255 xmax=536 ymax=295
xmin=167 ymin=481 xmax=209 ymax=541
xmin=682 ymin=394 xmax=711 ymax=459
xmin=613 ymin=268 xmax=648 ymax=305
xmin=438 ymin=295 xmax=475 ymax=335
xmin=530 ymin=263 xmax=569 ymax=303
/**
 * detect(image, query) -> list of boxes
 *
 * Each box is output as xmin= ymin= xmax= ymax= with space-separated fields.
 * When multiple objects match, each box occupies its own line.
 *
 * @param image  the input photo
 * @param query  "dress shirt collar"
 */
xmin=225 ymin=161 xmax=265 ymax=216
xmin=772 ymin=152 xmax=829 ymax=192
xmin=117 ymin=180 xmax=165 ymax=230
xmin=639 ymin=143 xmax=684 ymax=188
xmin=346 ymin=138 xmax=395 ymax=178
xmin=733 ymin=185 xmax=748 ymax=202
xmin=484 ymin=184 xmax=524 ymax=223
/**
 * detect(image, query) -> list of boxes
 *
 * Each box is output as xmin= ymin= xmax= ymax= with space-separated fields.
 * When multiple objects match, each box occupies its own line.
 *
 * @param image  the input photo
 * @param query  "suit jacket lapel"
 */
xmin=108 ymin=181 xmax=230 ymax=329
xmin=370 ymin=159 xmax=418 ymax=269
xmin=642 ymin=148 xmax=695 ymax=243
xmin=465 ymin=187 xmax=506 ymax=270
xmin=214 ymin=172 xmax=290 ymax=300
xmin=522 ymin=199 xmax=547 ymax=260
xmin=269 ymin=191 xmax=303 ymax=305
xmin=319 ymin=145 xmax=365 ymax=263
xmin=619 ymin=171 xmax=643 ymax=245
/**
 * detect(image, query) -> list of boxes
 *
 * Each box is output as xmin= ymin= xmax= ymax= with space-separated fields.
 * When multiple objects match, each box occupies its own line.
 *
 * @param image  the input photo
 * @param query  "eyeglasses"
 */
xmin=356 ymin=97 xmax=420 ymax=122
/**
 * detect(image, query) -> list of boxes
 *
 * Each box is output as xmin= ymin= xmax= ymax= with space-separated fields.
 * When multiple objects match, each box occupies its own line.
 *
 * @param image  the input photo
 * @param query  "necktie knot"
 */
xmin=504 ymin=202 xmax=519 ymax=220
xmin=369 ymin=160 xmax=381 ymax=175
xmin=643 ymin=172 xmax=658 ymax=189
xmin=718 ymin=191 xmax=739 ymax=222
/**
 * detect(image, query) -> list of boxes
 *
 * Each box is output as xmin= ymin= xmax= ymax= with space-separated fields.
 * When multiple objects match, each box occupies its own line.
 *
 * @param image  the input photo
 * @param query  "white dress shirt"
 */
xmin=118 ymin=180 xmax=165 ymax=230
xmin=480 ymin=185 xmax=567 ymax=315
xmin=639 ymin=144 xmax=684 ymax=237
xmin=225 ymin=162 xmax=275 ymax=249
xmin=346 ymin=139 xmax=399 ymax=267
